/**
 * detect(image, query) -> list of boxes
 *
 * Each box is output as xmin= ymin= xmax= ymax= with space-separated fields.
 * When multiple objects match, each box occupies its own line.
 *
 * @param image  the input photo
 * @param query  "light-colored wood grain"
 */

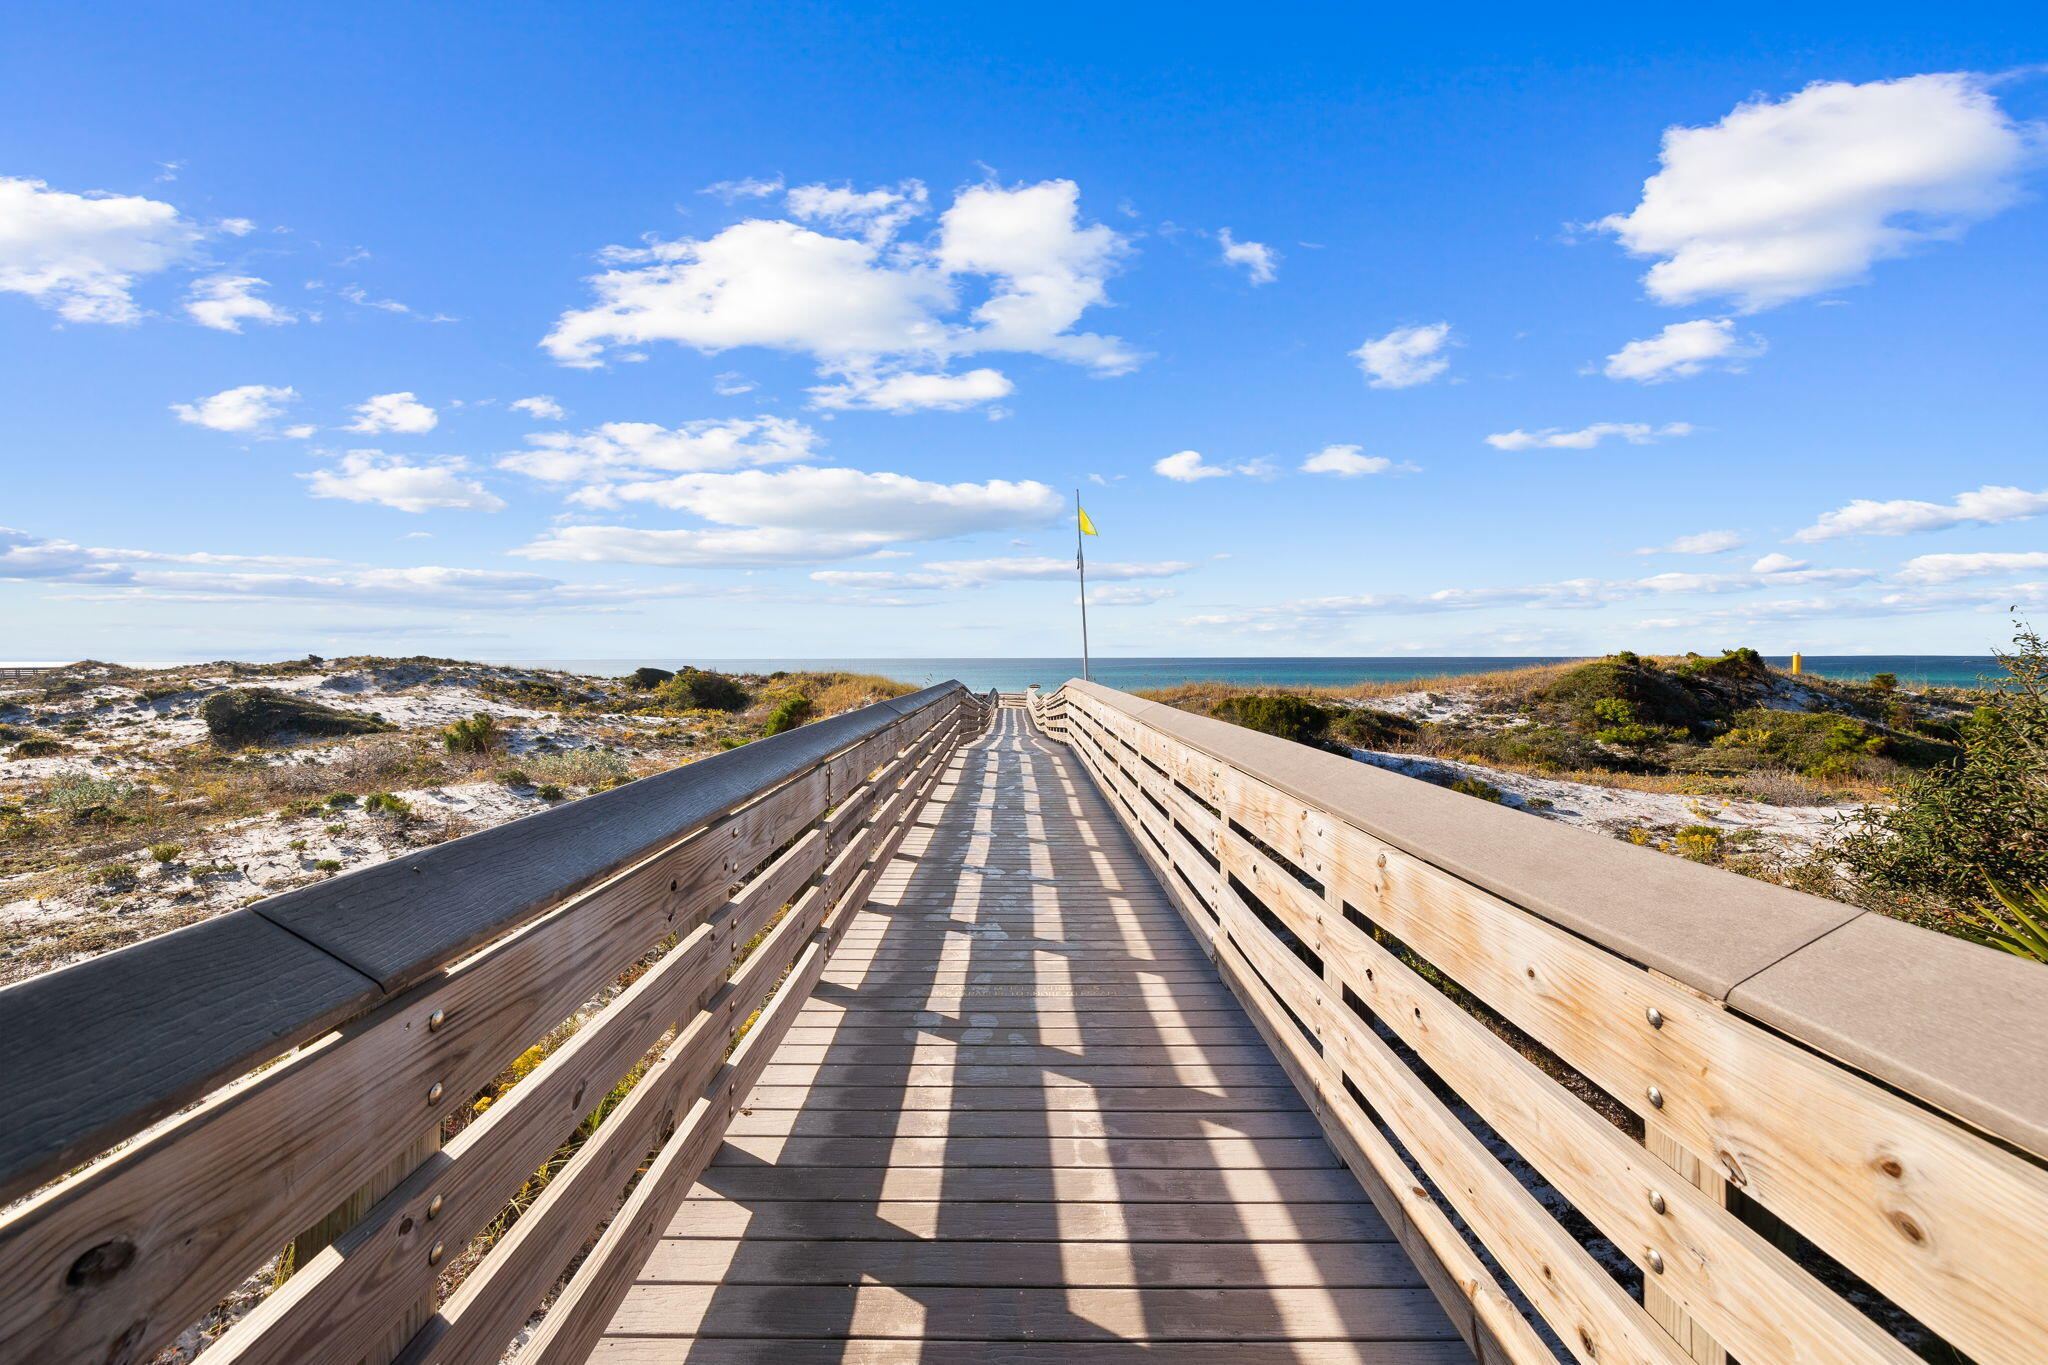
xmin=1061 ymin=683 xmax=2048 ymax=1365
xmin=586 ymin=706 xmax=1469 ymax=1365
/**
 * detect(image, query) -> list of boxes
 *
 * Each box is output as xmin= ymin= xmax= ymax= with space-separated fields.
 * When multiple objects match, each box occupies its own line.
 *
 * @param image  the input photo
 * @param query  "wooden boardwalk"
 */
xmin=589 ymin=704 xmax=1472 ymax=1362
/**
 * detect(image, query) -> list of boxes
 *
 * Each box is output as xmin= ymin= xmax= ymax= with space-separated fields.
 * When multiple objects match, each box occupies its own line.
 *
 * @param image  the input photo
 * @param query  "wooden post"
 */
xmin=1643 ymin=971 xmax=1728 ymax=1365
xmin=283 ymin=1125 xmax=442 ymax=1358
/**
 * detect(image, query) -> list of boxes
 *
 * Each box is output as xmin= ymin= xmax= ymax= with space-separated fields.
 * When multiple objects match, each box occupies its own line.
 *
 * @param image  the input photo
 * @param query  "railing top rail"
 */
xmin=1055 ymin=677 xmax=2048 ymax=1160
xmin=0 ymin=681 xmax=968 ymax=1200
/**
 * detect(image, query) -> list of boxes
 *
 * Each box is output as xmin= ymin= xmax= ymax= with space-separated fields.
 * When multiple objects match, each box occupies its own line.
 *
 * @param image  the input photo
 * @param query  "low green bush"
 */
xmin=1212 ymin=694 xmax=1337 ymax=747
xmin=1448 ymin=776 xmax=1504 ymax=803
xmin=200 ymin=687 xmax=394 ymax=747
xmin=363 ymin=792 xmax=412 ymax=816
xmin=760 ymin=694 xmax=813 ymax=737
xmin=1831 ymin=624 xmax=2048 ymax=906
xmin=11 ymin=738 xmax=71 ymax=758
xmin=660 ymin=668 xmax=748 ymax=711
xmin=147 ymin=842 xmax=183 ymax=864
xmin=627 ymin=667 xmax=675 ymax=690
xmin=442 ymin=712 xmax=501 ymax=755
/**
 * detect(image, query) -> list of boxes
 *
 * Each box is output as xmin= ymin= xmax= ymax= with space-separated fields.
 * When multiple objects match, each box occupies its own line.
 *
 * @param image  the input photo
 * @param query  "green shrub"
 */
xmin=442 ymin=712 xmax=501 ymax=755
xmin=11 ymin=738 xmax=71 ymax=758
xmin=363 ymin=792 xmax=412 ymax=816
xmin=44 ymin=774 xmax=136 ymax=822
xmin=1212 ymin=694 xmax=1337 ymax=747
xmin=1540 ymin=658 xmax=1711 ymax=733
xmin=1595 ymin=722 xmax=1682 ymax=749
xmin=200 ymin=687 xmax=395 ymax=747
xmin=1327 ymin=706 xmax=1420 ymax=749
xmin=0 ymin=723 xmax=24 ymax=741
xmin=314 ymin=859 xmax=344 ymax=872
xmin=1591 ymin=697 xmax=1638 ymax=726
xmin=1456 ymin=725 xmax=1614 ymax=772
xmin=1713 ymin=708 xmax=1889 ymax=775
xmin=1448 ymin=776 xmax=1504 ymax=803
xmin=660 ymin=668 xmax=748 ymax=711
xmin=627 ymin=667 xmax=675 ymax=690
xmin=325 ymin=792 xmax=357 ymax=808
xmin=148 ymin=842 xmax=184 ymax=864
xmin=1869 ymin=672 xmax=1899 ymax=694
xmin=496 ymin=768 xmax=531 ymax=786
xmin=1830 ymin=624 xmax=2048 ymax=905
xmin=536 ymin=783 xmax=566 ymax=800
xmin=1675 ymin=646 xmax=1769 ymax=683
xmin=324 ymin=823 xmax=346 ymax=835
xmin=760 ymin=694 xmax=813 ymax=738
xmin=717 ymin=736 xmax=749 ymax=750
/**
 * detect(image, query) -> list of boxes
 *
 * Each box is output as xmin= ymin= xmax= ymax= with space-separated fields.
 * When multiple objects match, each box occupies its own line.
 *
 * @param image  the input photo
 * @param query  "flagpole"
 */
xmin=1076 ymin=488 xmax=1092 ymax=682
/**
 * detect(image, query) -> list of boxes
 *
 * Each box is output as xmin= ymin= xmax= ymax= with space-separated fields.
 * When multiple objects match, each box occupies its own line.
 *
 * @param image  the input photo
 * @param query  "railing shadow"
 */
xmin=654 ymin=708 xmax=1418 ymax=1360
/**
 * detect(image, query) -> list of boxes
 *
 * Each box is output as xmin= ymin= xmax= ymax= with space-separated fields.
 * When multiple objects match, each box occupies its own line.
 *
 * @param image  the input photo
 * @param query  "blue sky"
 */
xmin=3 ymin=2 xmax=2045 ymax=661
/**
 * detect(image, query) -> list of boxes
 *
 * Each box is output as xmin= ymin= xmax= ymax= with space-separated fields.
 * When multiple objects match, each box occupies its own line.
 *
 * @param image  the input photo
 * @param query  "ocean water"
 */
xmin=501 ymin=655 xmax=2009 ymax=694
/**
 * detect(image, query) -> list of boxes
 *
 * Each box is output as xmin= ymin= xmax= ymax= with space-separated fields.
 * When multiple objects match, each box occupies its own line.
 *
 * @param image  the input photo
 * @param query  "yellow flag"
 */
xmin=1077 ymin=505 xmax=1099 ymax=536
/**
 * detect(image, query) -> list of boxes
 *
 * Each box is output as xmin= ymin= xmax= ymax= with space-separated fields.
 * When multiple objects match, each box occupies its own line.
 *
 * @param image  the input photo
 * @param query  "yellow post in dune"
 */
xmin=1790 ymin=652 xmax=1803 ymax=675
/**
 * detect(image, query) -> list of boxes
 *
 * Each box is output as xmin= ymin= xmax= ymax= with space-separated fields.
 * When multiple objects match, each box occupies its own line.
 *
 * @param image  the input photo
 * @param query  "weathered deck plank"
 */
xmin=591 ymin=707 xmax=1470 ymax=1360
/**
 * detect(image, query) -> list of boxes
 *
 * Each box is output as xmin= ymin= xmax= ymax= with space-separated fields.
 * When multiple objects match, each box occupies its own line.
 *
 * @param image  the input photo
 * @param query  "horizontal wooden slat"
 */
xmin=638 ymin=1237 xmax=1419 ymax=1286
xmin=0 ymin=909 xmax=377 ymax=1201
xmin=684 ymin=1163 xmax=1372 ymax=1205
xmin=602 ymin=1284 xmax=1456 ymax=1341
xmin=590 ymin=1342 xmax=1472 ymax=1365
xmin=724 ymin=1107 xmax=1319 ymax=1138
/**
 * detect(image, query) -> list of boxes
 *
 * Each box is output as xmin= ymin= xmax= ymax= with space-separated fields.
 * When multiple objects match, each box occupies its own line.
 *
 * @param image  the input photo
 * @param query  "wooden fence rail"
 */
xmin=0 ymin=682 xmax=989 ymax=1365
xmin=1028 ymin=680 xmax=2048 ymax=1365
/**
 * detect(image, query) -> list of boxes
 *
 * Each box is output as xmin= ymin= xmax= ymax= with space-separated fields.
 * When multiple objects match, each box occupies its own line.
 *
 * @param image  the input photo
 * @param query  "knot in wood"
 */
xmin=66 ymin=1238 xmax=135 ymax=1288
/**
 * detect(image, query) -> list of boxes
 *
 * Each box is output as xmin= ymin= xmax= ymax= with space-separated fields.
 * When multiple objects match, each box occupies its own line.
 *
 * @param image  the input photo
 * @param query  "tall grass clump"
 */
xmin=442 ymin=712 xmax=501 ymax=755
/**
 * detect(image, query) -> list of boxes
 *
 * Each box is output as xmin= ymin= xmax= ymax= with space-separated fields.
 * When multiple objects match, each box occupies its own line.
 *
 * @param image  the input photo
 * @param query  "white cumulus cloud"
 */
xmin=1153 ymin=450 xmax=1274 ymax=482
xmin=808 ymin=366 xmax=1014 ymax=414
xmin=500 ymin=415 xmax=819 ymax=483
xmin=0 ymin=175 xmax=213 ymax=323
xmin=785 ymin=179 xmax=930 ymax=241
xmin=1636 ymin=529 xmax=1748 ymax=555
xmin=1300 ymin=444 xmax=1411 ymax=477
xmin=1750 ymin=552 xmax=1810 ymax=573
xmin=1598 ymin=73 xmax=2035 ymax=312
xmin=517 ymin=466 xmax=1064 ymax=567
xmin=1485 ymin=421 xmax=1694 ymax=451
xmin=543 ymin=179 xmax=1137 ymax=387
xmin=170 ymin=384 xmax=301 ymax=433
xmin=1603 ymin=318 xmax=1763 ymax=383
xmin=304 ymin=451 xmax=505 ymax=514
xmin=1352 ymin=322 xmax=1455 ymax=389
xmin=347 ymin=391 xmax=439 ymax=434
xmin=510 ymin=395 xmax=566 ymax=420
xmin=1897 ymin=550 xmax=2048 ymax=584
xmin=1218 ymin=229 xmax=1277 ymax=284
xmin=1792 ymin=484 xmax=2048 ymax=542
xmin=184 ymin=273 xmax=296 ymax=332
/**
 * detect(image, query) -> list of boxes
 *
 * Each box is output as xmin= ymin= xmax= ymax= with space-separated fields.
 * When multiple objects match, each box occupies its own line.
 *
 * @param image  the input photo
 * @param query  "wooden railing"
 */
xmin=1030 ymin=680 xmax=2048 ymax=1365
xmin=0 ymin=682 xmax=988 ymax=1365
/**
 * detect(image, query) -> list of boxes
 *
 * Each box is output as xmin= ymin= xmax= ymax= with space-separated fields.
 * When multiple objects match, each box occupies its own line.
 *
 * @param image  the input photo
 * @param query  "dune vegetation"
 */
xmin=1144 ymin=637 xmax=2047 ymax=952
xmin=0 ymin=657 xmax=911 ymax=983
